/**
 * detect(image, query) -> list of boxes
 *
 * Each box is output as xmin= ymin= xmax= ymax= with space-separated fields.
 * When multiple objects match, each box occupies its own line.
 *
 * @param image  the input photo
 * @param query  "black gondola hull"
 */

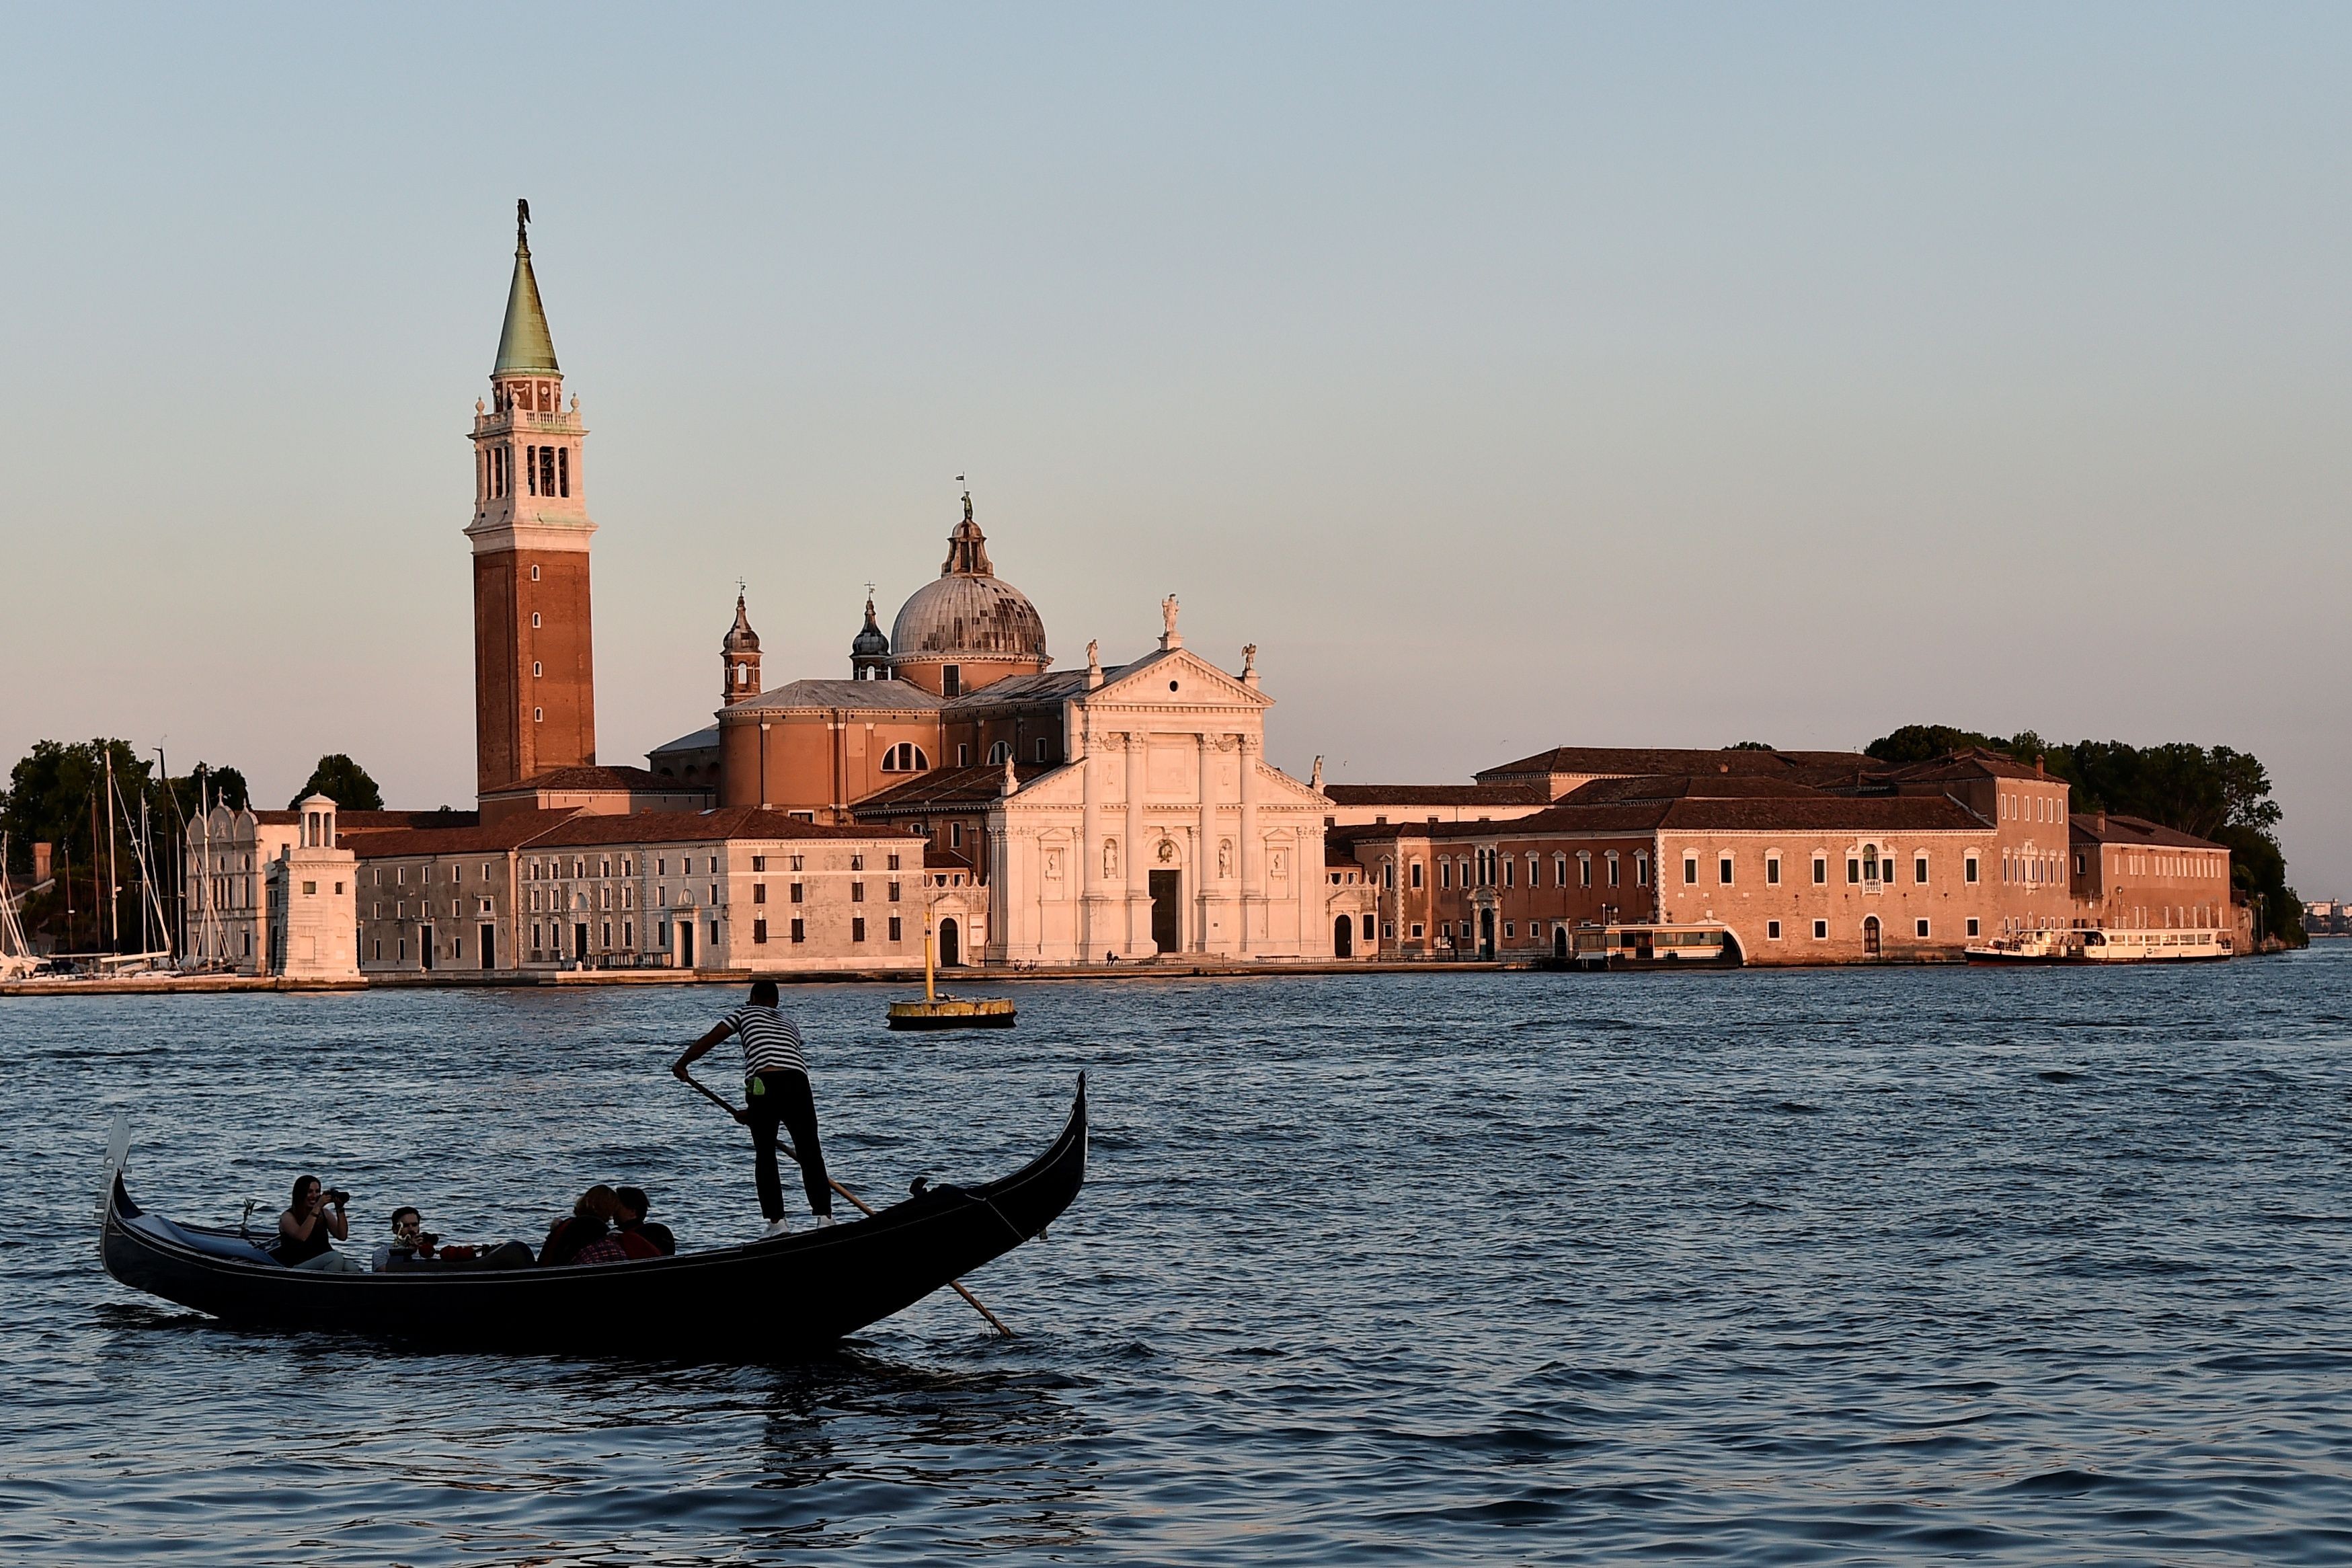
xmin=100 ymin=1077 xmax=1086 ymax=1356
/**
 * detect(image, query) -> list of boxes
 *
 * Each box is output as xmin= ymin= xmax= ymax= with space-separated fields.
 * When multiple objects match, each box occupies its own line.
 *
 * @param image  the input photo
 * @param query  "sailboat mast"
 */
xmin=102 ymin=767 xmax=118 ymax=950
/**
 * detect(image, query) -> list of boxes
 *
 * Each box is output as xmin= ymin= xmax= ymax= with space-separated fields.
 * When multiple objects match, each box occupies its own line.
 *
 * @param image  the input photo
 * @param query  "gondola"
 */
xmin=99 ymin=1075 xmax=1086 ymax=1356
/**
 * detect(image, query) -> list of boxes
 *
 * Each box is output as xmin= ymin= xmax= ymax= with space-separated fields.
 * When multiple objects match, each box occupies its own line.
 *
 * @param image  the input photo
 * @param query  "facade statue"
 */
xmin=1103 ymin=838 xmax=1119 ymax=879
xmin=1161 ymin=594 xmax=1179 ymax=641
xmin=1218 ymin=839 xmax=1233 ymax=879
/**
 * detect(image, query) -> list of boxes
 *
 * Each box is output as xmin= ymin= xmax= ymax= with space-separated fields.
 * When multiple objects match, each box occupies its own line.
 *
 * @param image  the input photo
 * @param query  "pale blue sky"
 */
xmin=3 ymin=7 xmax=2347 ymax=888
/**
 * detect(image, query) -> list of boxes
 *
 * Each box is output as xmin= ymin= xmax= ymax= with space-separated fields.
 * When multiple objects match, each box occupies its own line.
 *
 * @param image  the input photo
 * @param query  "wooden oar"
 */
xmin=678 ymin=1070 xmax=1013 ymax=1338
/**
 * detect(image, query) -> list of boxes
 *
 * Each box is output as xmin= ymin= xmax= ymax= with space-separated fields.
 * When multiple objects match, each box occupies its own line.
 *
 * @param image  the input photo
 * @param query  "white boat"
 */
xmin=2080 ymin=928 xmax=2231 ymax=963
xmin=1963 ymin=929 xmax=2073 ymax=964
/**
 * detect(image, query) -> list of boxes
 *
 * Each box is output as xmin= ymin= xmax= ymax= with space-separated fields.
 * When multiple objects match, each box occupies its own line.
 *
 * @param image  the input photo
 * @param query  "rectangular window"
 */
xmin=851 ymin=882 xmax=865 ymax=903
xmin=1682 ymin=856 xmax=1698 ymax=886
xmin=1812 ymin=920 xmax=1828 ymax=940
xmin=1503 ymin=923 xmax=1515 ymax=938
xmin=942 ymin=666 xmax=962 ymax=697
xmin=1967 ymin=917 xmax=1980 ymax=937
xmin=754 ymin=918 xmax=768 ymax=944
xmin=951 ymin=823 xmax=964 ymax=849
xmin=1847 ymin=858 xmax=1861 ymax=884
xmin=1502 ymin=859 xmax=1514 ymax=888
xmin=1766 ymin=855 xmax=1780 ymax=886
xmin=958 ymin=744 xmax=972 ymax=767
xmin=1812 ymin=855 xmax=1827 ymax=886
xmin=852 ymin=916 xmax=867 ymax=943
xmin=558 ymin=446 xmax=570 ymax=497
xmin=1767 ymin=920 xmax=1782 ymax=941
xmin=1036 ymin=738 xmax=1050 ymax=762
xmin=1914 ymin=855 xmax=1928 ymax=884
xmin=1965 ymin=854 xmax=1979 ymax=884
xmin=887 ymin=853 xmax=900 ymax=871
xmin=789 ymin=881 xmax=803 ymax=903
xmin=752 ymin=855 xmax=766 ymax=872
xmin=1411 ymin=862 xmax=1423 ymax=890
xmin=1718 ymin=855 xmax=1733 ymax=886
xmin=1441 ymin=861 xmax=1452 ymax=888
xmin=1579 ymin=857 xmax=1592 ymax=889
xmin=1635 ymin=853 xmax=1647 ymax=886
xmin=790 ymin=918 xmax=805 ymax=943
xmin=753 ymin=882 xmax=767 ymax=904
xmin=1916 ymin=918 xmax=1930 ymax=938
xmin=2074 ymin=853 xmax=2085 ymax=876
xmin=1409 ymin=923 xmax=1423 ymax=939
xmin=889 ymin=915 xmax=902 ymax=942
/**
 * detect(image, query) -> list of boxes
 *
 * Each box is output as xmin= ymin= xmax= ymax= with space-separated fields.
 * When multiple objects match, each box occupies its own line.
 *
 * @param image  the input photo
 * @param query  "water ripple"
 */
xmin=3 ymin=950 xmax=2351 ymax=1563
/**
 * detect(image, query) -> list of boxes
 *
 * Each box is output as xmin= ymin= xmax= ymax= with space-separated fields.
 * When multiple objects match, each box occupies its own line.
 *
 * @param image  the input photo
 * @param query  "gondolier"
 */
xmin=674 ymin=979 xmax=834 ymax=1235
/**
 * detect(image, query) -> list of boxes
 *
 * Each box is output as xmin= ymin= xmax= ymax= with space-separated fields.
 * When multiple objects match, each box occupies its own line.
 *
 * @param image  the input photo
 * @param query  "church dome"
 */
xmin=890 ymin=494 xmax=1048 ymax=666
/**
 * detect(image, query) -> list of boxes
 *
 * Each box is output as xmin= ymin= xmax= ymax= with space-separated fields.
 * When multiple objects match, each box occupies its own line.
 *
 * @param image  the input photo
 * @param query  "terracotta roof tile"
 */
xmin=855 ymin=764 xmax=1052 ymax=813
xmin=2069 ymin=813 xmax=2226 ymax=851
xmin=1322 ymin=783 xmax=1551 ymax=806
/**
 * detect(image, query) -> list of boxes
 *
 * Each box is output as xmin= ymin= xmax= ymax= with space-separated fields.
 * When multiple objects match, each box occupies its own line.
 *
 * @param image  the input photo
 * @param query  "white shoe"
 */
xmin=812 ymin=1213 xmax=836 ymax=1228
xmin=763 ymin=1216 xmax=792 ymax=1237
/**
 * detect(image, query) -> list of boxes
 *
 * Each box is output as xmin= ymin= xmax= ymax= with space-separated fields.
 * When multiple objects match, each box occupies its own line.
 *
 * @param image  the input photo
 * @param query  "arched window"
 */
xmin=881 ymin=744 xmax=931 ymax=773
xmin=987 ymin=740 xmax=1013 ymax=765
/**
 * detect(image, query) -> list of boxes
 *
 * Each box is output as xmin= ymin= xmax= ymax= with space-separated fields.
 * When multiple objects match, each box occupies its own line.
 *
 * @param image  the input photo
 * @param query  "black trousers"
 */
xmin=746 ymin=1070 xmax=830 ymax=1221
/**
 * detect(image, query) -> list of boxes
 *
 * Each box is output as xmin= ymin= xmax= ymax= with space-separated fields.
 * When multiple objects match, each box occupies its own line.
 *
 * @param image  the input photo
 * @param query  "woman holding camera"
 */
xmin=278 ymin=1174 xmax=362 ymax=1273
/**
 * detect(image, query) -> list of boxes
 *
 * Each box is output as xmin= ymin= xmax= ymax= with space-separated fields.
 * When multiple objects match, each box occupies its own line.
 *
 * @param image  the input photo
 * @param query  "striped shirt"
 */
xmin=723 ymin=1004 xmax=808 ymax=1079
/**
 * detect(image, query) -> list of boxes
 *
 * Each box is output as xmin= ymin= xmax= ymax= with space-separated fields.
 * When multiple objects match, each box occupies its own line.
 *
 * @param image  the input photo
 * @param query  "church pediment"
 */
xmin=1083 ymin=648 xmax=1269 ymax=711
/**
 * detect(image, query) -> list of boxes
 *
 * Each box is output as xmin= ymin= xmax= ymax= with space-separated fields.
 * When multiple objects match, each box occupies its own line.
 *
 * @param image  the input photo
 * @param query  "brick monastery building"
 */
xmin=180 ymin=207 xmax=2244 ymax=978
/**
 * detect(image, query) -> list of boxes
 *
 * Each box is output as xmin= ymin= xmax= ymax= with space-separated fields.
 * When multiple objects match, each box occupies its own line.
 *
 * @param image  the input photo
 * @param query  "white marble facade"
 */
xmin=984 ymin=615 xmax=1332 ymax=964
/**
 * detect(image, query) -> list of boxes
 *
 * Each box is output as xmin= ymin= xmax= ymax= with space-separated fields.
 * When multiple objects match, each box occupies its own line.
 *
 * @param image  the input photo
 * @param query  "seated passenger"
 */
xmin=539 ymin=1184 xmax=623 ymax=1266
xmin=278 ymin=1175 xmax=363 ymax=1273
xmin=372 ymin=1206 xmax=441 ymax=1272
xmin=613 ymin=1186 xmax=676 ymax=1257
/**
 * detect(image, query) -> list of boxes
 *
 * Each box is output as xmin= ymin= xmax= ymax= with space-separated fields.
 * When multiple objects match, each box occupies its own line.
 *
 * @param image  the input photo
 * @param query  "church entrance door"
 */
xmin=939 ymin=918 xmax=961 ymax=968
xmin=1333 ymin=915 xmax=1352 ymax=957
xmin=1149 ymin=871 xmax=1182 ymax=954
xmin=1479 ymin=908 xmax=1495 ymax=960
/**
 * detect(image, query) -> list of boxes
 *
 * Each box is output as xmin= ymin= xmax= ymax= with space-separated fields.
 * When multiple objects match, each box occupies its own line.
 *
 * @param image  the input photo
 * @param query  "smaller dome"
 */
xmin=851 ymin=595 xmax=890 ymax=659
xmin=722 ymin=592 xmax=760 ymax=654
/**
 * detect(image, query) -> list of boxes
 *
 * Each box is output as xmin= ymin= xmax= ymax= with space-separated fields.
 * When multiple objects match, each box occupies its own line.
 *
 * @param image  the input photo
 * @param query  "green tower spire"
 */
xmin=494 ymin=198 xmax=560 ymax=376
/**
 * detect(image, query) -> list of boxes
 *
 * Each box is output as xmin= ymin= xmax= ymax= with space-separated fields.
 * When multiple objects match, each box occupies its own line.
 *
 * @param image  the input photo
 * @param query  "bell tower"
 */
xmin=721 ymin=590 xmax=762 ymax=705
xmin=465 ymin=200 xmax=597 ymax=797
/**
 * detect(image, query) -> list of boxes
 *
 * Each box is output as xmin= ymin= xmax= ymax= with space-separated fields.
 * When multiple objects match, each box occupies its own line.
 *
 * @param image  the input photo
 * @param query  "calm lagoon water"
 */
xmin=5 ymin=949 xmax=2352 ymax=1564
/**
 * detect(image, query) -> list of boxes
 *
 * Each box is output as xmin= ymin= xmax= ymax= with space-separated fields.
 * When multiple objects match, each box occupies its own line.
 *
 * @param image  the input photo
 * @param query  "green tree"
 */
xmin=1725 ymin=740 xmax=1776 ymax=751
xmin=291 ymin=754 xmax=383 ymax=812
xmin=1864 ymin=724 xmax=2004 ymax=765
